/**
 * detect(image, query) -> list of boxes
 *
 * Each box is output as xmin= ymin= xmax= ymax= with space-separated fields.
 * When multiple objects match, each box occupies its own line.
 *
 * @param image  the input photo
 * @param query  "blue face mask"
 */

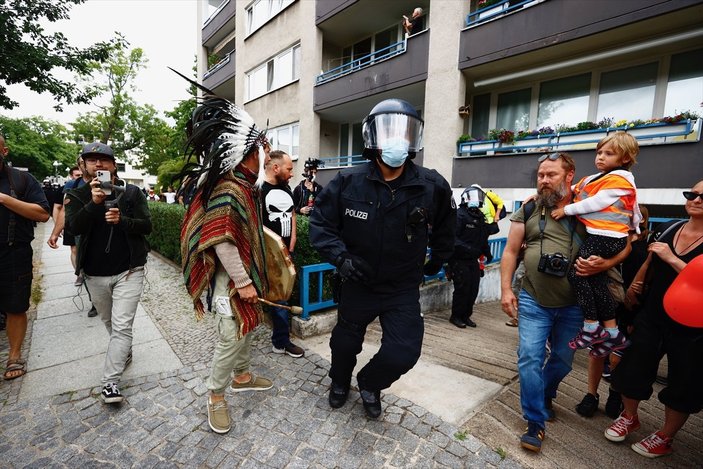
xmin=380 ymin=138 xmax=409 ymax=168
xmin=467 ymin=201 xmax=480 ymax=208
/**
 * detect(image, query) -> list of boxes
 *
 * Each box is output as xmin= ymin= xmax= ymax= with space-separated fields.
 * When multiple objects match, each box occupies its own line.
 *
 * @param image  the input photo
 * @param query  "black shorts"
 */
xmin=62 ymin=229 xmax=76 ymax=246
xmin=0 ymin=244 xmax=33 ymax=314
xmin=612 ymin=312 xmax=703 ymax=414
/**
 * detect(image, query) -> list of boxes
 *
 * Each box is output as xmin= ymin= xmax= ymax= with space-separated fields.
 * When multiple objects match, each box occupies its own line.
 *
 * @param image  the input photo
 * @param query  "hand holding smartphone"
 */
xmin=96 ymin=170 xmax=112 ymax=195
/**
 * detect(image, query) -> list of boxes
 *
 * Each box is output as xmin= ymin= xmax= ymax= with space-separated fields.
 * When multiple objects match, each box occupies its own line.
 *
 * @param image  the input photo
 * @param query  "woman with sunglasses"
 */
xmin=603 ymin=179 xmax=703 ymax=459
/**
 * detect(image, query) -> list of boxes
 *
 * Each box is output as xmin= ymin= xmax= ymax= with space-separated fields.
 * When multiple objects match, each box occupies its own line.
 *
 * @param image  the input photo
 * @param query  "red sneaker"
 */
xmin=631 ymin=431 xmax=673 ymax=458
xmin=604 ymin=411 xmax=640 ymax=442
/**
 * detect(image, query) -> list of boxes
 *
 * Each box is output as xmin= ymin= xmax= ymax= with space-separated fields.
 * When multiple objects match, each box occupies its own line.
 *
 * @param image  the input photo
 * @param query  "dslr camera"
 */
xmin=537 ymin=252 xmax=570 ymax=277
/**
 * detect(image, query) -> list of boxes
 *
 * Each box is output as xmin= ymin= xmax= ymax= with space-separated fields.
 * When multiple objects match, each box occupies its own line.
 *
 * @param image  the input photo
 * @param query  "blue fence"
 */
xmin=298 ymin=238 xmax=508 ymax=318
xmin=466 ymin=0 xmax=541 ymax=27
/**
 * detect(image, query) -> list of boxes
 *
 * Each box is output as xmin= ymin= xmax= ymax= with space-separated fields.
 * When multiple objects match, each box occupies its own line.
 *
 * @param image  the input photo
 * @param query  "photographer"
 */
xmin=499 ymin=152 xmax=629 ymax=453
xmin=292 ymin=158 xmax=323 ymax=216
xmin=65 ymin=142 xmax=152 ymax=405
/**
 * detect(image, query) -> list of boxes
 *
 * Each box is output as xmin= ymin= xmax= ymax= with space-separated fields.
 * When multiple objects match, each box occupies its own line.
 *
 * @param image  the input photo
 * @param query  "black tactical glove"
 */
xmin=423 ymin=257 xmax=443 ymax=276
xmin=335 ymin=253 xmax=373 ymax=283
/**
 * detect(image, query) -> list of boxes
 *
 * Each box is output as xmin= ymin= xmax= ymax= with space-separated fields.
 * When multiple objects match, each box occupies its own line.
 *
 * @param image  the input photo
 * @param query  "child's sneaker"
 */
xmin=605 ymin=388 xmax=624 ymax=419
xmin=604 ymin=411 xmax=640 ymax=442
xmin=569 ymin=325 xmax=609 ymax=350
xmin=632 ymin=431 xmax=673 ymax=458
xmin=520 ymin=422 xmax=545 ymax=452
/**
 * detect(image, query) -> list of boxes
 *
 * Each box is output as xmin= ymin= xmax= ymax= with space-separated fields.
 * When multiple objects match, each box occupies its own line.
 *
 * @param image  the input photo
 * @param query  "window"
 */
xmin=267 ymin=123 xmax=299 ymax=160
xmin=538 ymin=73 xmax=590 ymax=128
xmin=497 ymin=88 xmax=530 ymax=131
xmin=247 ymin=44 xmax=301 ymax=101
xmin=247 ymin=0 xmax=294 ymax=35
xmin=471 ymin=93 xmax=490 ymax=139
xmin=203 ymin=0 xmax=226 ymax=25
xmin=665 ymin=48 xmax=703 ymax=116
xmin=597 ymin=63 xmax=657 ymax=122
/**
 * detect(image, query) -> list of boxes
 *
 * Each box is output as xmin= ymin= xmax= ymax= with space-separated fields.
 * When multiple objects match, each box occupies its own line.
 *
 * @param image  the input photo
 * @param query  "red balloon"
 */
xmin=663 ymin=254 xmax=703 ymax=328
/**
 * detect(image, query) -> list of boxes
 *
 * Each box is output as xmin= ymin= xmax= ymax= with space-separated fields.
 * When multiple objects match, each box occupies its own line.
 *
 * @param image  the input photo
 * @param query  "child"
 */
xmin=551 ymin=131 xmax=642 ymax=356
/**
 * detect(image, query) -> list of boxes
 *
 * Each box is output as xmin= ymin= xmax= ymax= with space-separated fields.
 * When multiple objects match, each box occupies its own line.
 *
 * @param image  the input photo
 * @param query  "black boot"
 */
xmin=328 ymin=382 xmax=349 ymax=409
xmin=605 ymin=388 xmax=623 ymax=419
xmin=449 ymin=317 xmax=466 ymax=328
xmin=360 ymin=389 xmax=382 ymax=419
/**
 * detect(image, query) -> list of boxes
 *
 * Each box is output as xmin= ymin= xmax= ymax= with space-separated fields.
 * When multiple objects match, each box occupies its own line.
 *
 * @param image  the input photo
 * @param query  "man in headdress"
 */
xmin=179 ymin=97 xmax=273 ymax=434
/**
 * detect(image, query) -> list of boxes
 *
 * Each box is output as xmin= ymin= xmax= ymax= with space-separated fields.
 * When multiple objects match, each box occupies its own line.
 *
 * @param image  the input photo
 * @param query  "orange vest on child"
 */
xmin=572 ymin=171 xmax=638 ymax=235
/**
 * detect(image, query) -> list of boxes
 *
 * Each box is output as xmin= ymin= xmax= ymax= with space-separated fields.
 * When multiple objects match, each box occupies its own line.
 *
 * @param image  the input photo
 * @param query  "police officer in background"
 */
xmin=310 ymin=98 xmax=455 ymax=419
xmin=447 ymin=187 xmax=493 ymax=328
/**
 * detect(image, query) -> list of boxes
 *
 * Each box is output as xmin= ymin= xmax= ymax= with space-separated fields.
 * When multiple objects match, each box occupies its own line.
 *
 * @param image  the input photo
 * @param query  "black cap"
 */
xmin=81 ymin=142 xmax=114 ymax=159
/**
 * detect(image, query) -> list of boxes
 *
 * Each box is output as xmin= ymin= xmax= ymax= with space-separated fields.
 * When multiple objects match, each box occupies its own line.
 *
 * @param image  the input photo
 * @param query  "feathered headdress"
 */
xmin=170 ymin=68 xmax=269 ymax=204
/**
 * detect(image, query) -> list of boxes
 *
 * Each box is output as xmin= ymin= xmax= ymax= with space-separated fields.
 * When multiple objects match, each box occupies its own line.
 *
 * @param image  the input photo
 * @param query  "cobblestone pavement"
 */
xmin=0 ymin=224 xmax=523 ymax=468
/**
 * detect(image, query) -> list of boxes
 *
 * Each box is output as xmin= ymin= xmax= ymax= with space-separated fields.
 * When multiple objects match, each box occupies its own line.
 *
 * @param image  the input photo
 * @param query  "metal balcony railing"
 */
xmin=466 ymin=0 xmax=544 ymax=27
xmin=203 ymin=52 xmax=233 ymax=80
xmin=318 ymin=154 xmax=366 ymax=168
xmin=458 ymin=119 xmax=701 ymax=157
xmin=316 ymin=39 xmax=407 ymax=85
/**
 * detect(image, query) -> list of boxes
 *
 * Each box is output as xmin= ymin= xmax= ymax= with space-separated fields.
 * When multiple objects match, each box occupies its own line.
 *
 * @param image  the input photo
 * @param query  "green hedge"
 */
xmin=146 ymin=205 xmax=330 ymax=301
xmin=146 ymin=202 xmax=186 ymax=265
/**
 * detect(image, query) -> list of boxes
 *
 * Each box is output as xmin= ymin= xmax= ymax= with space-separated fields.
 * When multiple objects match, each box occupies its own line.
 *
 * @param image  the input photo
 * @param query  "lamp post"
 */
xmin=52 ymin=160 xmax=60 ymax=177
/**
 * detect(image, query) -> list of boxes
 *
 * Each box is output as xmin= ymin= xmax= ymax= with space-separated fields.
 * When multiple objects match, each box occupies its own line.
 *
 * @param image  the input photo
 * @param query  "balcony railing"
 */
xmin=458 ymin=119 xmax=701 ymax=157
xmin=203 ymin=52 xmax=233 ymax=80
xmin=466 ymin=0 xmax=544 ymax=27
xmin=318 ymin=154 xmax=366 ymax=169
xmin=316 ymin=39 xmax=407 ymax=85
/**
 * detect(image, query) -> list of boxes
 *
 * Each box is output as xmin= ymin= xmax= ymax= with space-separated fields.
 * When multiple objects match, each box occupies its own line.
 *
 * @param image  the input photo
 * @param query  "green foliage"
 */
xmin=495 ymin=446 xmax=507 ymax=460
xmin=0 ymin=115 xmax=79 ymax=179
xmin=488 ymin=128 xmax=515 ymax=144
xmin=0 ymin=0 xmax=124 ymax=111
xmin=454 ymin=430 xmax=467 ymax=441
xmin=157 ymin=159 xmax=187 ymax=193
xmin=456 ymin=134 xmax=474 ymax=145
xmin=576 ymin=121 xmax=599 ymax=131
xmin=145 ymin=202 xmax=185 ymax=265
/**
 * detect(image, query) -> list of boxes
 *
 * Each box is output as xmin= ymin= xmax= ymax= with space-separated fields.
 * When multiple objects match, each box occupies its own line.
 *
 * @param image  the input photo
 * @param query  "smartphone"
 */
xmin=96 ymin=170 xmax=111 ymax=195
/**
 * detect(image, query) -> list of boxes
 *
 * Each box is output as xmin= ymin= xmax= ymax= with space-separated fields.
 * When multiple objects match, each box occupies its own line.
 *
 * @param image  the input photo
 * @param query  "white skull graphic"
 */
xmin=266 ymin=188 xmax=294 ymax=238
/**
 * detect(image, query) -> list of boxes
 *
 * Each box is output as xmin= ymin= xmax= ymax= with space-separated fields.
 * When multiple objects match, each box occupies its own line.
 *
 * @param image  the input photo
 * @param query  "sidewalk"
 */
xmin=0 ymin=221 xmax=521 ymax=468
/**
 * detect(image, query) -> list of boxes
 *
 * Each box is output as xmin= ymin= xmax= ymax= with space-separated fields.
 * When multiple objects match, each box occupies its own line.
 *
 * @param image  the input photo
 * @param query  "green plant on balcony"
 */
xmin=457 ymin=134 xmax=475 ymax=145
xmin=488 ymin=128 xmax=515 ymax=144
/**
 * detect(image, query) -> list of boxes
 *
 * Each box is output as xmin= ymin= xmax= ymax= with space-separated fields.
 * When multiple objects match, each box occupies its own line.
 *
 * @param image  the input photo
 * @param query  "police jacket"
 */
xmin=452 ymin=205 xmax=492 ymax=261
xmin=65 ymin=182 xmax=152 ymax=276
xmin=310 ymin=159 xmax=455 ymax=293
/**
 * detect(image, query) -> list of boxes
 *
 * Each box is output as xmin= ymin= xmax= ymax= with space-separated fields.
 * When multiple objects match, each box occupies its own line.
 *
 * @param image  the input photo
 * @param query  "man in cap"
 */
xmin=310 ymin=98 xmax=455 ymax=419
xmin=0 ymin=134 xmax=51 ymax=380
xmin=293 ymin=157 xmax=324 ymax=215
xmin=65 ymin=142 xmax=152 ymax=404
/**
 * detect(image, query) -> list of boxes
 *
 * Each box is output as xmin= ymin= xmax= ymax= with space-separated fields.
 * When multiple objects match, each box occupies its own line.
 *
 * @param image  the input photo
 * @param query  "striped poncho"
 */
xmin=181 ymin=167 xmax=268 ymax=338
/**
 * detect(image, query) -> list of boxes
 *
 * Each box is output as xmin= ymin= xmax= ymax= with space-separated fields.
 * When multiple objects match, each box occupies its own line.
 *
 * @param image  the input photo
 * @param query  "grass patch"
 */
xmin=454 ymin=430 xmax=467 ymax=441
xmin=495 ymin=446 xmax=507 ymax=460
xmin=31 ymin=277 xmax=42 ymax=305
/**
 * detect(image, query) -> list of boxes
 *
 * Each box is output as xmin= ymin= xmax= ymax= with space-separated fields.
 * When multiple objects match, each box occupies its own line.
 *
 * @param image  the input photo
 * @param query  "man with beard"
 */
xmin=500 ymin=152 xmax=629 ymax=453
xmin=262 ymin=150 xmax=304 ymax=358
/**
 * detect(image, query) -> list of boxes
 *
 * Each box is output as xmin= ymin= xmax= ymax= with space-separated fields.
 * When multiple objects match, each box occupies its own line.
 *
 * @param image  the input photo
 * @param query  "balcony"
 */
xmin=202 ymin=52 xmax=236 ymax=96
xmin=314 ymin=30 xmax=429 ymax=111
xmin=465 ymin=0 xmax=544 ymax=28
xmin=202 ymin=0 xmax=236 ymax=49
xmin=459 ymin=0 xmax=702 ymax=73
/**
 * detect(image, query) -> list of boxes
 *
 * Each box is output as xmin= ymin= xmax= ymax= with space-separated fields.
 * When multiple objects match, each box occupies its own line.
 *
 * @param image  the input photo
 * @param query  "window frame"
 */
xmin=246 ymin=43 xmax=301 ymax=102
xmin=267 ymin=122 xmax=300 ymax=161
xmin=246 ymin=0 xmax=295 ymax=37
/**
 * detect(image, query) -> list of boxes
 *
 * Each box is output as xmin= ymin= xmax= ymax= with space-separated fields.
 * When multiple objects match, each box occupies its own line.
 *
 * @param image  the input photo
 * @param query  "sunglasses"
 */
xmin=538 ymin=152 xmax=561 ymax=162
xmin=683 ymin=191 xmax=703 ymax=201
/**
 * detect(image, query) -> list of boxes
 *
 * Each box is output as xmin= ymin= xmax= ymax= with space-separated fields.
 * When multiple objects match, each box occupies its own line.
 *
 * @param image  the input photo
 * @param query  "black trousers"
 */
xmin=450 ymin=259 xmax=481 ymax=322
xmin=329 ymin=282 xmax=423 ymax=392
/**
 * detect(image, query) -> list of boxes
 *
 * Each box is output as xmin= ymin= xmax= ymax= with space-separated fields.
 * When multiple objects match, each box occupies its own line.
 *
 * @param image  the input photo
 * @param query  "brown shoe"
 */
xmin=505 ymin=317 xmax=518 ymax=327
xmin=207 ymin=397 xmax=231 ymax=434
xmin=230 ymin=373 xmax=273 ymax=392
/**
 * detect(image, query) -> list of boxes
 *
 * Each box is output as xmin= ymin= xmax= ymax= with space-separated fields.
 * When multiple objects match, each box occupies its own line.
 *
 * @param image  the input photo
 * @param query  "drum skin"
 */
xmin=263 ymin=226 xmax=297 ymax=301
xmin=663 ymin=254 xmax=703 ymax=328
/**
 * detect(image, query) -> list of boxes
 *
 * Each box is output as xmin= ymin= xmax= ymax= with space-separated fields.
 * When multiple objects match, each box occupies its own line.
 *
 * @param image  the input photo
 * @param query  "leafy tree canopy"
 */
xmin=0 ymin=0 xmax=125 ymax=111
xmin=0 ymin=115 xmax=79 ymax=179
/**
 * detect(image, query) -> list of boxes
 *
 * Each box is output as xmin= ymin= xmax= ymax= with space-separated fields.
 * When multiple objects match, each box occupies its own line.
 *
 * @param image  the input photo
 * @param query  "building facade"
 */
xmin=198 ymin=0 xmax=703 ymax=221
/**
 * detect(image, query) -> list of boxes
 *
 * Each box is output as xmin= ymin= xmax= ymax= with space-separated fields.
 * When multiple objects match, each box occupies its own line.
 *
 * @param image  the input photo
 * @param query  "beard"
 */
xmin=536 ymin=180 xmax=569 ymax=208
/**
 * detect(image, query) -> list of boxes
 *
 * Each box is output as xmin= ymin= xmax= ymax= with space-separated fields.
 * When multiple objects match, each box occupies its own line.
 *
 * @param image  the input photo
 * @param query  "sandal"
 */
xmin=568 ymin=326 xmax=609 ymax=350
xmin=505 ymin=317 xmax=518 ymax=327
xmin=4 ymin=358 xmax=27 ymax=381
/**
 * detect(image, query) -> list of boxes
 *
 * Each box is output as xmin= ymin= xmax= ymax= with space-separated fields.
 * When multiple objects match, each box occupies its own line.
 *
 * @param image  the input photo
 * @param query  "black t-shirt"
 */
xmin=82 ymin=194 xmax=131 ymax=276
xmin=408 ymin=15 xmax=423 ymax=35
xmin=0 ymin=165 xmax=50 ymax=244
xmin=261 ymin=181 xmax=295 ymax=250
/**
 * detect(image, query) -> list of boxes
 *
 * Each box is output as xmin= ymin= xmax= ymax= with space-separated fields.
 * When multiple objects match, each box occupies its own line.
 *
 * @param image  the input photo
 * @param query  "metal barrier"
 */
xmin=298 ymin=239 xmax=509 ymax=317
xmin=318 ymin=154 xmax=365 ymax=169
xmin=466 ymin=0 xmax=542 ymax=27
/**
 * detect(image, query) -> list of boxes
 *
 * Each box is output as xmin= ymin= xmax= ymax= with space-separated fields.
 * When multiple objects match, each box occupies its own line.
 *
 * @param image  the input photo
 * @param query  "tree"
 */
xmin=0 ymin=0 xmax=124 ymax=111
xmin=0 ymin=115 xmax=79 ymax=179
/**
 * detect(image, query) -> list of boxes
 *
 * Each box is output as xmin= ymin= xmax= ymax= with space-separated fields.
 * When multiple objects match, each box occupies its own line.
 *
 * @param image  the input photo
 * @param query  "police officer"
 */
xmin=448 ymin=187 xmax=493 ymax=328
xmin=310 ymin=98 xmax=455 ymax=419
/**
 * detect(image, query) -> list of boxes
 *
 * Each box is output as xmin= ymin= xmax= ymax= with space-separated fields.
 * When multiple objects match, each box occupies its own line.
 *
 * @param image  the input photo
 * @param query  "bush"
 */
xmin=146 ymin=202 xmax=185 ymax=265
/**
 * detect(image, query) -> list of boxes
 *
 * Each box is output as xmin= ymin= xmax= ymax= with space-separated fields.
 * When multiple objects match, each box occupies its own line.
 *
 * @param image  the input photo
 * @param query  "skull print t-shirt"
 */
xmin=262 ymin=181 xmax=295 ymax=249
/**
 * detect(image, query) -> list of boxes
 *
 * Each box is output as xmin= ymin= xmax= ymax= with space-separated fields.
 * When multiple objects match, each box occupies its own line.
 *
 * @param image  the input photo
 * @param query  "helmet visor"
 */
xmin=362 ymin=112 xmax=424 ymax=152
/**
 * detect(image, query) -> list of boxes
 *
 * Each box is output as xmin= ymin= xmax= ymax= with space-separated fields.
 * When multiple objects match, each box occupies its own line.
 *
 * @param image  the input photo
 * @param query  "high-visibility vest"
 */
xmin=572 ymin=172 xmax=636 ymax=234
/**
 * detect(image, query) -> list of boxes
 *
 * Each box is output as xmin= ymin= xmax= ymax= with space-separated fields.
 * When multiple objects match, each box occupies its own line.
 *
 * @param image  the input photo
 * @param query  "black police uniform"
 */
xmin=310 ymin=159 xmax=455 ymax=392
xmin=449 ymin=204 xmax=492 ymax=325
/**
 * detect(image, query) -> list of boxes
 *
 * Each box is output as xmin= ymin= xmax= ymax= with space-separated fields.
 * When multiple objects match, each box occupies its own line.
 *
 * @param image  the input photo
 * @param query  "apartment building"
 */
xmin=198 ymin=0 xmax=703 ymax=220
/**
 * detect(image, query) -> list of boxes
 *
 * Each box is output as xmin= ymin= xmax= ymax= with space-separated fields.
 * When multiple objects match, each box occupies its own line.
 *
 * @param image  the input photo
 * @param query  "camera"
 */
xmin=537 ymin=252 xmax=570 ymax=277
